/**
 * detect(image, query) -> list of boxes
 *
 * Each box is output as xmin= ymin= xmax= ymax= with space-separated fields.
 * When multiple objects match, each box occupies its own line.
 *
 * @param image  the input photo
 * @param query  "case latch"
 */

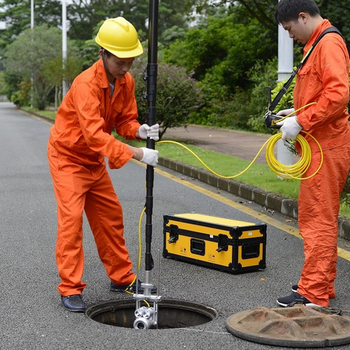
xmin=168 ymin=224 xmax=179 ymax=244
xmin=217 ymin=234 xmax=229 ymax=252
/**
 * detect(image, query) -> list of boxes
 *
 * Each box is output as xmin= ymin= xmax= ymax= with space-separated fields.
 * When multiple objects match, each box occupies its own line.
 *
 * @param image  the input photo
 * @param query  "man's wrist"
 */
xmin=295 ymin=116 xmax=302 ymax=128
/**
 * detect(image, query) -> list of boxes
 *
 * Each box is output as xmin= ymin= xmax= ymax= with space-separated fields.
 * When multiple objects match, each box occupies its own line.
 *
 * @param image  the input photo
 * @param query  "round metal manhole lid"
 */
xmin=226 ymin=306 xmax=350 ymax=348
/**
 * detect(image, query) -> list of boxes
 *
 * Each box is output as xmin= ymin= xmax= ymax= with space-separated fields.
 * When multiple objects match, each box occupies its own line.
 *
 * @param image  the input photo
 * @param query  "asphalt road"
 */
xmin=1 ymin=102 xmax=350 ymax=350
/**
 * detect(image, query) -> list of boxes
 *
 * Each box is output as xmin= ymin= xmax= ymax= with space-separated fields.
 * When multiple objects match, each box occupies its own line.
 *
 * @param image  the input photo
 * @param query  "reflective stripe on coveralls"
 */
xmin=48 ymin=59 xmax=141 ymax=296
xmin=294 ymin=19 xmax=350 ymax=307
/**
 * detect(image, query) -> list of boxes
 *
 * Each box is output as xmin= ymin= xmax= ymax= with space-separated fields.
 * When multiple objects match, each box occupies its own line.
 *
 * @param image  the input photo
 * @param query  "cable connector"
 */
xmin=264 ymin=110 xmax=282 ymax=129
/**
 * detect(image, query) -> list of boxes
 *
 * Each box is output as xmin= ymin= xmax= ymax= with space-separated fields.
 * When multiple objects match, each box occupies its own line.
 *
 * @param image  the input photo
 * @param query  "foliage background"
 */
xmin=1 ymin=0 xmax=349 ymax=121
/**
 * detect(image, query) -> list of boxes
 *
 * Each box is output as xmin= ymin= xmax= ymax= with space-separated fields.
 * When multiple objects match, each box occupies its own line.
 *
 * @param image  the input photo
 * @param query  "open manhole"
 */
xmin=86 ymin=298 xmax=218 ymax=329
xmin=226 ymin=306 xmax=350 ymax=348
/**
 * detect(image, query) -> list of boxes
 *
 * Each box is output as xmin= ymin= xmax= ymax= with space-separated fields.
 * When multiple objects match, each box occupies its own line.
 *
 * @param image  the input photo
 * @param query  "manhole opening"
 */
xmin=86 ymin=299 xmax=218 ymax=329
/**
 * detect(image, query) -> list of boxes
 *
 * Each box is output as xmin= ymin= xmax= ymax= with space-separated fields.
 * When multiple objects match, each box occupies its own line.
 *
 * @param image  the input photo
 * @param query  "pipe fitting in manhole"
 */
xmin=86 ymin=298 xmax=218 ymax=329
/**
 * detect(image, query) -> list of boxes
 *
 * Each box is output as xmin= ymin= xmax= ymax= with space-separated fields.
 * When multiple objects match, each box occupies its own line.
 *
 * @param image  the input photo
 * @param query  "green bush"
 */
xmin=131 ymin=59 xmax=204 ymax=139
xmin=163 ymin=13 xmax=277 ymax=131
xmin=10 ymin=81 xmax=31 ymax=107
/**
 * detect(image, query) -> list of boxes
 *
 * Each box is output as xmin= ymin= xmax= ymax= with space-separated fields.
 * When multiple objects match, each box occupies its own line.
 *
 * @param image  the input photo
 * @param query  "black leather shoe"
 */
xmin=61 ymin=294 xmax=86 ymax=312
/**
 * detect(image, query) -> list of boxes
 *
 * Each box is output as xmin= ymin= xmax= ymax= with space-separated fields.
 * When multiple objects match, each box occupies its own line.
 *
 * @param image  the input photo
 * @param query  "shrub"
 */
xmin=131 ymin=60 xmax=204 ymax=139
xmin=10 ymin=81 xmax=31 ymax=107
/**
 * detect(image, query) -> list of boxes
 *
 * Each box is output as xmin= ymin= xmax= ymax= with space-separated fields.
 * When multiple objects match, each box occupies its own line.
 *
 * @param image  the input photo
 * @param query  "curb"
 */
xmin=159 ymin=157 xmax=350 ymax=242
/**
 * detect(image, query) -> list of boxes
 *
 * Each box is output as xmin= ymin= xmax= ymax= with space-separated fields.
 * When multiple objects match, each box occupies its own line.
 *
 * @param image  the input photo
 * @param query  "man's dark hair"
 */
xmin=275 ymin=0 xmax=320 ymax=23
xmin=101 ymin=48 xmax=113 ymax=58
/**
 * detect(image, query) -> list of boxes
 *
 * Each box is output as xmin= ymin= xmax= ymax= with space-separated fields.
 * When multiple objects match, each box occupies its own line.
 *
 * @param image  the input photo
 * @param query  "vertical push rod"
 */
xmin=145 ymin=0 xmax=159 ymax=273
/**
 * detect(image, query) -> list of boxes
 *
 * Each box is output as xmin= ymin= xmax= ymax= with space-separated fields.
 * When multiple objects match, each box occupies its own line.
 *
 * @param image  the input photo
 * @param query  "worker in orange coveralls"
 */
xmin=47 ymin=17 xmax=158 ymax=312
xmin=275 ymin=0 xmax=350 ymax=307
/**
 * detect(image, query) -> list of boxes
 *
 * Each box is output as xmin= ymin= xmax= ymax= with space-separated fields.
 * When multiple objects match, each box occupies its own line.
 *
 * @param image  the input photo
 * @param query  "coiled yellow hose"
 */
xmin=157 ymin=131 xmax=322 ymax=181
xmin=157 ymin=102 xmax=322 ymax=181
xmin=264 ymin=131 xmax=323 ymax=180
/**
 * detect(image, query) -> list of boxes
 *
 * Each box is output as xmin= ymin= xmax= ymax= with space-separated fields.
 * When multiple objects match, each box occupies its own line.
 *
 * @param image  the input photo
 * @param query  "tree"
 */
xmin=226 ymin=0 xmax=276 ymax=30
xmin=41 ymin=57 xmax=63 ymax=110
xmin=0 ymin=0 xmax=199 ymax=73
xmin=67 ymin=0 xmax=194 ymax=44
xmin=0 ymin=0 xmax=62 ymax=48
xmin=0 ymin=71 xmax=5 ymax=96
xmin=223 ymin=0 xmax=350 ymax=47
xmin=4 ymin=24 xmax=81 ymax=109
xmin=316 ymin=0 xmax=350 ymax=43
xmin=165 ymin=13 xmax=277 ymax=95
xmin=41 ymin=51 xmax=83 ymax=110
xmin=131 ymin=58 xmax=204 ymax=139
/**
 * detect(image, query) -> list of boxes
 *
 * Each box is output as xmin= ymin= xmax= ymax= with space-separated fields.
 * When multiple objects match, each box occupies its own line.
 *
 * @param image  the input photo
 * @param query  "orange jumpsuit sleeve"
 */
xmin=294 ymin=33 xmax=349 ymax=132
xmin=72 ymin=81 xmax=135 ymax=169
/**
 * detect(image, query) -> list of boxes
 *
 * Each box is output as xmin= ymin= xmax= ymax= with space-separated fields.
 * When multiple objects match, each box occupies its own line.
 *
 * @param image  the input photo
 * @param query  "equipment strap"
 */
xmin=268 ymin=26 xmax=343 ymax=112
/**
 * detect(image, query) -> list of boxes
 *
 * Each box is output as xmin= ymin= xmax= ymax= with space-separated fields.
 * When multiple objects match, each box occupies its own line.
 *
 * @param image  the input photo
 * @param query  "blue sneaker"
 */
xmin=61 ymin=294 xmax=86 ymax=312
xmin=110 ymin=280 xmax=157 ymax=294
xmin=277 ymin=292 xmax=321 ymax=308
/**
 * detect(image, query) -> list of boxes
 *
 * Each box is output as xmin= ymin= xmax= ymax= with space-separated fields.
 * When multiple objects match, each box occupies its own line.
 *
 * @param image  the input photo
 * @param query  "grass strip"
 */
xmin=118 ymin=136 xmax=300 ymax=199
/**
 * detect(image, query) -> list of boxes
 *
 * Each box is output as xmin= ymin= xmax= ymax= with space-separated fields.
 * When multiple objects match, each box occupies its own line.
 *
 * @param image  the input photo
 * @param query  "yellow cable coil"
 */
xmin=264 ymin=131 xmax=323 ymax=180
xmin=157 ymin=102 xmax=322 ymax=181
xmin=157 ymin=131 xmax=323 ymax=181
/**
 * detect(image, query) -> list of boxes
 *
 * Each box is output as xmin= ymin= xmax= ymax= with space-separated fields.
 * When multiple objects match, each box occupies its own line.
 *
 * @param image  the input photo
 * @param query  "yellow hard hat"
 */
xmin=95 ymin=17 xmax=143 ymax=58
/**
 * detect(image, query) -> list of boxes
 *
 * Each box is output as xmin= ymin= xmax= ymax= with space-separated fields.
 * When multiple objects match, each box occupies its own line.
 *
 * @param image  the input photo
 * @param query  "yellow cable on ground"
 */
xmin=157 ymin=139 xmax=258 ymax=179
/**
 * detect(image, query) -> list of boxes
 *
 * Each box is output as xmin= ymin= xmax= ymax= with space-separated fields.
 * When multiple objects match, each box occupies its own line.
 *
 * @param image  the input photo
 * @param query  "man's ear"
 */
xmin=298 ymin=12 xmax=309 ymax=24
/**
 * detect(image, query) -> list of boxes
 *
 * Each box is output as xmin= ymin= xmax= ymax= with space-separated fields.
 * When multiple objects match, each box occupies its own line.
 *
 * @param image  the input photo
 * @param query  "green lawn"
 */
xmin=21 ymin=106 xmax=56 ymax=121
xmin=156 ymin=140 xmax=301 ymax=198
xmin=119 ymin=136 xmax=301 ymax=198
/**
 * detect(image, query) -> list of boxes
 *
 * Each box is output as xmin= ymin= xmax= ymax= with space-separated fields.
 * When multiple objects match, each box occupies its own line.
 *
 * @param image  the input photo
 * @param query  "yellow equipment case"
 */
xmin=163 ymin=213 xmax=267 ymax=274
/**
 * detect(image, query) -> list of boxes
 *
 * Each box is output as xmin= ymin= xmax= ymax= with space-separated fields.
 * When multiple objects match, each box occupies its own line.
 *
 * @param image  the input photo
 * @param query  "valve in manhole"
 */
xmin=86 ymin=299 xmax=218 ymax=329
xmin=226 ymin=306 xmax=350 ymax=348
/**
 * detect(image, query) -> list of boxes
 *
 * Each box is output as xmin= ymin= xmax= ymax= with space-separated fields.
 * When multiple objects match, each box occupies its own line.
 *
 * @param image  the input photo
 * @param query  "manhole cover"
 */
xmin=226 ymin=306 xmax=350 ymax=348
xmin=86 ymin=299 xmax=218 ymax=329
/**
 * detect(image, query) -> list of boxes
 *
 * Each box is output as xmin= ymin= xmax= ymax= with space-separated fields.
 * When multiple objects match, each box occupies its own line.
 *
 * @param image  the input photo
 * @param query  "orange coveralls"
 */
xmin=47 ymin=59 xmax=141 ymax=296
xmin=294 ymin=20 xmax=350 ymax=307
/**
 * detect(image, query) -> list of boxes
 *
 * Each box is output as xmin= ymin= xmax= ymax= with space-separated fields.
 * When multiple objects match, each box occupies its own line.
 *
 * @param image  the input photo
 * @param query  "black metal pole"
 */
xmin=145 ymin=0 xmax=159 ymax=272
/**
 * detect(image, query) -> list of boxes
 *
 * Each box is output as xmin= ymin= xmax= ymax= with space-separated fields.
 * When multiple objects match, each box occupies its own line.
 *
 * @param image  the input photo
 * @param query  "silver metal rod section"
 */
xmin=157 ymin=248 xmax=160 ymax=297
